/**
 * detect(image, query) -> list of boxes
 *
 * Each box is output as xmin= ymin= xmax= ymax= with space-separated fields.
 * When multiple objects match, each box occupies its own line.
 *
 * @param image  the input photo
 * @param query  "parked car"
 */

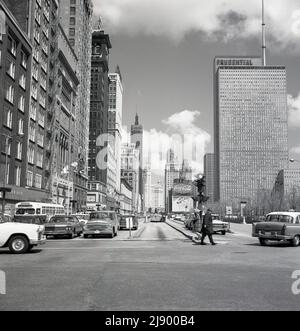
xmin=150 ymin=213 xmax=164 ymax=222
xmin=212 ymin=214 xmax=230 ymax=235
xmin=252 ymin=211 xmax=300 ymax=247
xmin=83 ymin=211 xmax=119 ymax=238
xmin=44 ymin=215 xmax=83 ymax=239
xmin=119 ymin=214 xmax=139 ymax=230
xmin=0 ymin=216 xmax=46 ymax=254
xmin=13 ymin=215 xmax=47 ymax=225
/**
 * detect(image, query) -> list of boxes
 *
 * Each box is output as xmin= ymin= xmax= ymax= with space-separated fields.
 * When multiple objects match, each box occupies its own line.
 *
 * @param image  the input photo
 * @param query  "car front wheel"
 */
xmin=8 ymin=235 xmax=29 ymax=254
xmin=291 ymin=235 xmax=300 ymax=247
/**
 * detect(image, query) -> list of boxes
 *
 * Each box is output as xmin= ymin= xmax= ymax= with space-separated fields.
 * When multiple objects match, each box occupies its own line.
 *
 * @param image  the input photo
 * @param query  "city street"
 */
xmin=0 ymin=220 xmax=299 ymax=311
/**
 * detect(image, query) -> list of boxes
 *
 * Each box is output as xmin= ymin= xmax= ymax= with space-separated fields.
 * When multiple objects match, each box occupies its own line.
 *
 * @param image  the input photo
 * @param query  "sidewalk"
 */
xmin=166 ymin=219 xmax=253 ymax=240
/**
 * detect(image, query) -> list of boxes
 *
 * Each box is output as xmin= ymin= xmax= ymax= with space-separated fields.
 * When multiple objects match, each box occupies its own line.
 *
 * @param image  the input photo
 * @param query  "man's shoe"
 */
xmin=211 ymin=242 xmax=217 ymax=245
xmin=200 ymin=242 xmax=207 ymax=245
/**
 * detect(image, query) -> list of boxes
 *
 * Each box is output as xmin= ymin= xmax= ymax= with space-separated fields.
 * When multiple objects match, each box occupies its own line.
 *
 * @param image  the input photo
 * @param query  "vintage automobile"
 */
xmin=211 ymin=214 xmax=230 ymax=235
xmin=150 ymin=213 xmax=164 ymax=222
xmin=13 ymin=215 xmax=47 ymax=225
xmin=252 ymin=211 xmax=300 ymax=247
xmin=119 ymin=214 xmax=139 ymax=230
xmin=83 ymin=211 xmax=119 ymax=238
xmin=44 ymin=215 xmax=83 ymax=239
xmin=0 ymin=214 xmax=46 ymax=253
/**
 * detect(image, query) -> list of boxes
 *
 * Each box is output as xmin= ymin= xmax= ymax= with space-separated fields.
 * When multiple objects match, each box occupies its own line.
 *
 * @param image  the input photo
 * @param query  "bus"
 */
xmin=15 ymin=202 xmax=65 ymax=218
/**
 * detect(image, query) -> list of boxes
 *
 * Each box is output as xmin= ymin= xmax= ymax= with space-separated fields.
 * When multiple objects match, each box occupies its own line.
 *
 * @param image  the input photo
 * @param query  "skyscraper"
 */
xmin=214 ymin=56 xmax=289 ymax=204
xmin=204 ymin=153 xmax=215 ymax=202
xmin=88 ymin=28 xmax=111 ymax=209
xmin=131 ymin=114 xmax=144 ymax=211
xmin=164 ymin=149 xmax=180 ymax=212
xmin=108 ymin=66 xmax=123 ymax=195
xmin=59 ymin=0 xmax=93 ymax=208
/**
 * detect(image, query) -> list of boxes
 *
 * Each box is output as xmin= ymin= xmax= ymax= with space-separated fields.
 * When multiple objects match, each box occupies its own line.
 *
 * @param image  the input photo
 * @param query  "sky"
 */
xmin=93 ymin=0 xmax=300 ymax=173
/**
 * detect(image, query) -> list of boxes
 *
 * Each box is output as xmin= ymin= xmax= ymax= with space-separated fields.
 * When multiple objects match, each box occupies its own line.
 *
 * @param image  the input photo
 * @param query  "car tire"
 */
xmin=259 ymin=238 xmax=268 ymax=246
xmin=28 ymin=245 xmax=34 ymax=251
xmin=291 ymin=235 xmax=300 ymax=247
xmin=8 ymin=235 xmax=29 ymax=254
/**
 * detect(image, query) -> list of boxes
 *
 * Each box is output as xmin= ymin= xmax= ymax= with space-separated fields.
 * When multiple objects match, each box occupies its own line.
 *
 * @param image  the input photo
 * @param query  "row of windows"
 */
xmin=2 ymin=164 xmax=22 ymax=187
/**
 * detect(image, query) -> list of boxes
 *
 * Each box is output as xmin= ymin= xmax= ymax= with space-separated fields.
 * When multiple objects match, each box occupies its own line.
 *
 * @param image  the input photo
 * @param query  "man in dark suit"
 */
xmin=201 ymin=208 xmax=217 ymax=245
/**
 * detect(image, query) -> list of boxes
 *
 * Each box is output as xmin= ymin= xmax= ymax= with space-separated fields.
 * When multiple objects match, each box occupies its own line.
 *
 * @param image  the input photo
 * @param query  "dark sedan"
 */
xmin=44 ymin=215 xmax=83 ymax=239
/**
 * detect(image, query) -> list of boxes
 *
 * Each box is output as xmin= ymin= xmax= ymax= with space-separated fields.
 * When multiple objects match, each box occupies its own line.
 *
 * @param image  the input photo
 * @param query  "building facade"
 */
xmin=164 ymin=149 xmax=180 ymax=213
xmin=214 ymin=56 xmax=289 ymax=204
xmin=121 ymin=143 xmax=140 ymax=212
xmin=49 ymin=23 xmax=80 ymax=212
xmin=108 ymin=66 xmax=123 ymax=207
xmin=59 ymin=0 xmax=93 ymax=209
xmin=0 ymin=1 xmax=32 ymax=212
xmin=120 ymin=178 xmax=133 ymax=214
xmin=88 ymin=29 xmax=111 ymax=209
xmin=204 ymin=153 xmax=215 ymax=202
xmin=131 ymin=114 xmax=144 ymax=211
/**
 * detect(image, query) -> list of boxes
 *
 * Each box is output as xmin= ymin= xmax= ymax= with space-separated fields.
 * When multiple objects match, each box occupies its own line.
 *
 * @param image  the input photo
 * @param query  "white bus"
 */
xmin=15 ymin=202 xmax=65 ymax=217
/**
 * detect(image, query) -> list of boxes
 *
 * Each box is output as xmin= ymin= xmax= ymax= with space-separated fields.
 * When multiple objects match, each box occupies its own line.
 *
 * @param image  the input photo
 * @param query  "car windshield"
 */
xmin=89 ymin=212 xmax=114 ymax=221
xmin=49 ymin=217 xmax=74 ymax=223
xmin=16 ymin=208 xmax=35 ymax=215
xmin=266 ymin=215 xmax=293 ymax=223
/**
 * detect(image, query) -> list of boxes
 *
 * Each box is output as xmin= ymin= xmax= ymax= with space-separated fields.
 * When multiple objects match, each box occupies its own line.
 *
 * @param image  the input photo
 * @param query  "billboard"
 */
xmin=172 ymin=196 xmax=193 ymax=213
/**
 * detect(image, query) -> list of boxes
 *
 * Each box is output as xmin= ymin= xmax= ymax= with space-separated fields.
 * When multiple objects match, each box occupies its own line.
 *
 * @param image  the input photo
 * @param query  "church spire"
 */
xmin=135 ymin=113 xmax=139 ymax=125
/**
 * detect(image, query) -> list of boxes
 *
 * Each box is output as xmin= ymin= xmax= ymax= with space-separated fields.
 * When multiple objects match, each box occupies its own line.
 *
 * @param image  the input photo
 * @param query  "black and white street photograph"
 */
xmin=0 ymin=0 xmax=300 ymax=316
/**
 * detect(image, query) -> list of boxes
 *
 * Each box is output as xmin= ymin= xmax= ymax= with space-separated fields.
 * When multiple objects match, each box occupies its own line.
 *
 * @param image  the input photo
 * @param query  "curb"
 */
xmin=166 ymin=220 xmax=195 ymax=241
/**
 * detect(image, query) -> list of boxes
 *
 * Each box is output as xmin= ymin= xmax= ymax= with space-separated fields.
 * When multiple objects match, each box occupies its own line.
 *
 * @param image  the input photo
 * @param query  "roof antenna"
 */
xmin=262 ymin=0 xmax=266 ymax=66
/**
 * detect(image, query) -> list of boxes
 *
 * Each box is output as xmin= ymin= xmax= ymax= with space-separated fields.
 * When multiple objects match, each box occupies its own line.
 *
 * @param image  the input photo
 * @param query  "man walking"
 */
xmin=201 ymin=208 xmax=217 ymax=245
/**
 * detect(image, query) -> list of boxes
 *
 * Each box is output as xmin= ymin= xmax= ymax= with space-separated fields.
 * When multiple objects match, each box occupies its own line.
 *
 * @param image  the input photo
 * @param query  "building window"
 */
xmin=19 ymin=74 xmax=26 ymax=89
xmin=15 ymin=166 xmax=21 ymax=186
xmin=4 ymin=108 xmax=13 ymax=128
xmin=70 ymin=17 xmax=75 ymax=25
xmin=7 ymin=60 xmax=16 ymax=79
xmin=21 ymin=51 xmax=28 ymax=69
xmin=28 ymin=146 xmax=34 ymax=164
xmin=70 ymin=0 xmax=76 ymax=4
xmin=69 ymin=28 xmax=75 ymax=37
xmin=35 ymin=174 xmax=42 ymax=189
xmin=69 ymin=39 xmax=75 ymax=47
xmin=18 ymin=95 xmax=25 ymax=112
xmin=18 ymin=118 xmax=24 ymax=135
xmin=70 ymin=7 xmax=76 ymax=15
xmin=17 ymin=142 xmax=22 ymax=160
xmin=36 ymin=151 xmax=43 ymax=168
xmin=29 ymin=123 xmax=35 ymax=142
xmin=8 ymin=36 xmax=17 ymax=56
xmin=5 ymin=163 xmax=9 ymax=185
xmin=27 ymin=171 xmax=33 ymax=186
xmin=6 ymin=85 xmax=14 ymax=103
xmin=30 ymin=101 xmax=37 ymax=120
xmin=38 ymin=109 xmax=45 ymax=128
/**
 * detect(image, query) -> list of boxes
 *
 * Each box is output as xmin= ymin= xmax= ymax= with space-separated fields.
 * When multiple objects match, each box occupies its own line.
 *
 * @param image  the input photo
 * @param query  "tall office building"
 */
xmin=204 ymin=153 xmax=215 ymax=202
xmin=131 ymin=114 xmax=144 ymax=211
xmin=121 ymin=143 xmax=140 ymax=212
xmin=0 ymin=1 xmax=32 ymax=211
xmin=88 ymin=29 xmax=111 ymax=209
xmin=59 ymin=0 xmax=93 ymax=209
xmin=214 ymin=56 xmax=289 ymax=204
xmin=108 ymin=66 xmax=123 ymax=195
xmin=3 ymin=0 xmax=60 ymax=201
xmin=164 ymin=149 xmax=180 ymax=212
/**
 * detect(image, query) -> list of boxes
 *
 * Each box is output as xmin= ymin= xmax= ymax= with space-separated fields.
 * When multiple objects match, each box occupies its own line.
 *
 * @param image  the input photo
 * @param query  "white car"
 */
xmin=0 ymin=216 xmax=46 ymax=254
xmin=212 ymin=214 xmax=230 ymax=235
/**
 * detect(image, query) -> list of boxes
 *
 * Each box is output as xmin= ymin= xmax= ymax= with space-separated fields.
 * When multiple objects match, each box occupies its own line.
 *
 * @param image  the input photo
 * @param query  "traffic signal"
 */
xmin=195 ymin=176 xmax=206 ymax=194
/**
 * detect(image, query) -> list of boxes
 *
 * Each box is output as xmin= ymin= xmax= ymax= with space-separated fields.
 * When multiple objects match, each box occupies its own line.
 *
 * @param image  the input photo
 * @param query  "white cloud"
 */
xmin=127 ymin=110 xmax=211 ymax=175
xmin=288 ymin=94 xmax=300 ymax=127
xmin=290 ymin=146 xmax=300 ymax=154
xmin=94 ymin=0 xmax=300 ymax=50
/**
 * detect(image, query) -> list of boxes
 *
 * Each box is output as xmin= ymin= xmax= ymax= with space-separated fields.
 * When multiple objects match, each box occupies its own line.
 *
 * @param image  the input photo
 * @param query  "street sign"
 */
xmin=226 ymin=206 xmax=232 ymax=215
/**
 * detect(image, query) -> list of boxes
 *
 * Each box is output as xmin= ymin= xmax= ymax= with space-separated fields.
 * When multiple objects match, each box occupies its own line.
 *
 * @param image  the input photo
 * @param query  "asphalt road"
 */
xmin=0 ymin=221 xmax=299 ymax=311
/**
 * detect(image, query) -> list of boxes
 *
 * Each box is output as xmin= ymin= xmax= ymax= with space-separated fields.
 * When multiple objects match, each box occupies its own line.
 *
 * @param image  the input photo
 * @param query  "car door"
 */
xmin=0 ymin=218 xmax=9 ymax=246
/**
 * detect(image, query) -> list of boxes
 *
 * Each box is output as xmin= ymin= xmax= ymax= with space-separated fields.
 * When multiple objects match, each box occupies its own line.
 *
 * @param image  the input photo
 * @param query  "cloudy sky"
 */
xmin=93 ymin=0 xmax=300 ymax=172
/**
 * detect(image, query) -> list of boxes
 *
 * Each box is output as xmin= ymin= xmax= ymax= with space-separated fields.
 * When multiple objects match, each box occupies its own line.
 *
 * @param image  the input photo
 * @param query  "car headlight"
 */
xmin=66 ymin=226 xmax=72 ymax=231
